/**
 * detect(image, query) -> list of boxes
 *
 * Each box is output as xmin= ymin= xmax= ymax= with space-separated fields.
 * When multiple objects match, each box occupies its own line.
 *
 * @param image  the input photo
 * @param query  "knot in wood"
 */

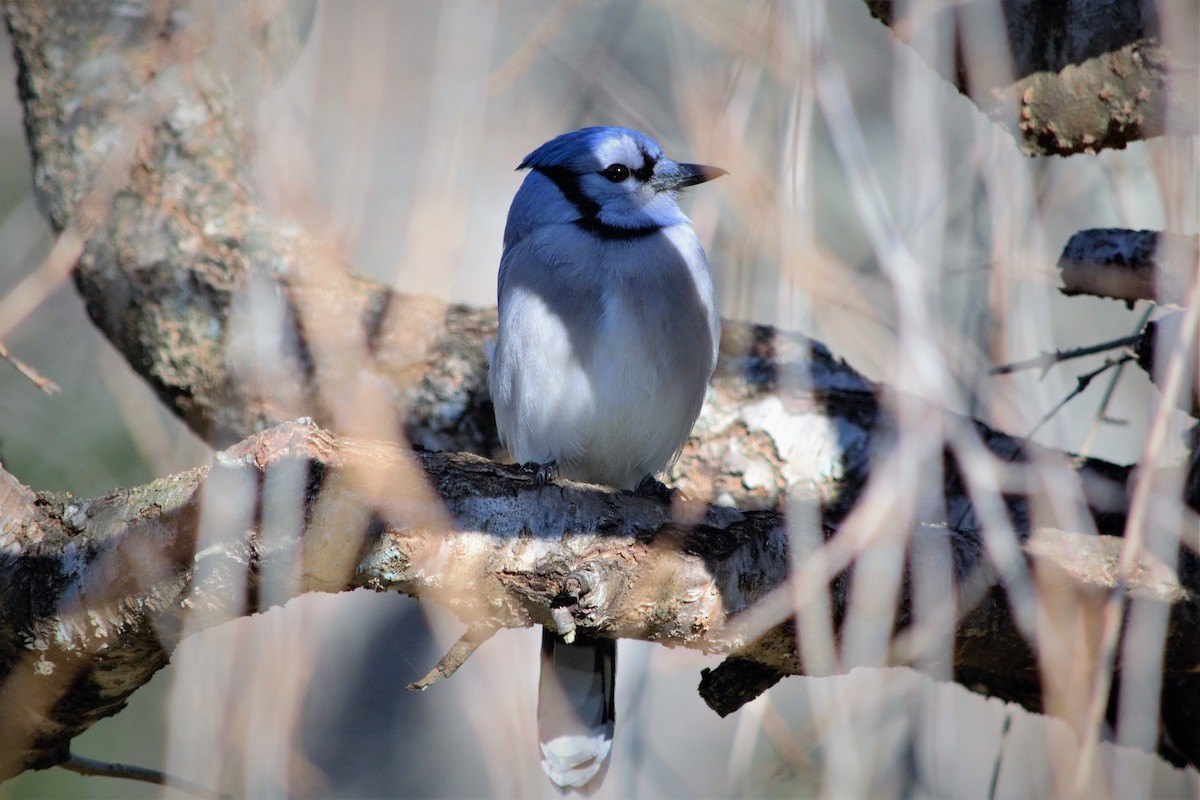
xmin=548 ymin=561 xmax=622 ymax=635
xmin=564 ymin=570 xmax=591 ymax=601
xmin=565 ymin=564 xmax=609 ymax=610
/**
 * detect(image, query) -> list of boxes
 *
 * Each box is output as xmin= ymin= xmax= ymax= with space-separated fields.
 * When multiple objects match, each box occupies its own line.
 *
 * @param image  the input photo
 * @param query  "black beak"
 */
xmin=652 ymin=161 xmax=728 ymax=192
xmin=677 ymin=163 xmax=728 ymax=187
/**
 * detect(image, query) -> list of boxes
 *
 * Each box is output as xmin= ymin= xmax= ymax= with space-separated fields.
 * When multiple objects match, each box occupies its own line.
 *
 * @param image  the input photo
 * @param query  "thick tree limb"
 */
xmin=1060 ymin=229 xmax=1200 ymax=309
xmin=0 ymin=421 xmax=786 ymax=780
xmin=1 ymin=420 xmax=1197 ymax=781
xmin=864 ymin=0 xmax=1200 ymax=156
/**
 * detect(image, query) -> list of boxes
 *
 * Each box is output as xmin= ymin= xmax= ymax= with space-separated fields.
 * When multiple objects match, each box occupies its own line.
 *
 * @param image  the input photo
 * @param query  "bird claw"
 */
xmin=519 ymin=460 xmax=560 ymax=487
xmin=634 ymin=474 xmax=681 ymax=502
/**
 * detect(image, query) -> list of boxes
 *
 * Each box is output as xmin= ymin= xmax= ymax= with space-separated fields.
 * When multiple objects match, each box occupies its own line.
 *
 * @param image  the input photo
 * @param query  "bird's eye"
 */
xmin=600 ymin=164 xmax=631 ymax=182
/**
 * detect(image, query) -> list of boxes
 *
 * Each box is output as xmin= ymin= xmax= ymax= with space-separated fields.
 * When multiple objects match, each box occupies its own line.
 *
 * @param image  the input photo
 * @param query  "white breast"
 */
xmin=490 ymin=223 xmax=719 ymax=490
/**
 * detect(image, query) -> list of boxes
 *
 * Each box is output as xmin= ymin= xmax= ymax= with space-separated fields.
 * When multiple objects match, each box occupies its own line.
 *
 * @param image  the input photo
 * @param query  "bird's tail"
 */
xmin=537 ymin=629 xmax=617 ymax=793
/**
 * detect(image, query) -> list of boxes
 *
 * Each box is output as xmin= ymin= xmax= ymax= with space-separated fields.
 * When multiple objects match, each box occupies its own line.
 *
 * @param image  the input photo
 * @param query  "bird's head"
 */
xmin=515 ymin=126 xmax=725 ymax=236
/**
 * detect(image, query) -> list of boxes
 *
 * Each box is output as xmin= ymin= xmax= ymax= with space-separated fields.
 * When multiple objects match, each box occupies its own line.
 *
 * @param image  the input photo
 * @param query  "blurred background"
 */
xmin=0 ymin=1 xmax=1196 ymax=797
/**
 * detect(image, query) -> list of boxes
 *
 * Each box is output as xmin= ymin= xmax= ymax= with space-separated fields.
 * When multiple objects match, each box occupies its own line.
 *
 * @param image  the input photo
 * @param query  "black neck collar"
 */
xmin=534 ymin=166 xmax=662 ymax=241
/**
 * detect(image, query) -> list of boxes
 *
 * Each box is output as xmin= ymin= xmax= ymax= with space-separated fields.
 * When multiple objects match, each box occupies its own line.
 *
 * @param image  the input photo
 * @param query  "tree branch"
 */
xmin=1060 ymin=229 xmax=1200 ymax=308
xmin=4 ymin=0 xmax=1198 ymax=785
xmin=1055 ymin=227 xmax=1199 ymax=506
xmin=2 ymin=0 xmax=1134 ymax=524
xmin=2 ymin=420 xmax=1197 ymax=782
xmin=864 ymin=0 xmax=1199 ymax=156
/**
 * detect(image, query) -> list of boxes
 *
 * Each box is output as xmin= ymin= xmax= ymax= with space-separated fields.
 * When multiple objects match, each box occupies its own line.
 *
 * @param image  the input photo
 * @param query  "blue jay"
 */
xmin=488 ymin=127 xmax=724 ymax=791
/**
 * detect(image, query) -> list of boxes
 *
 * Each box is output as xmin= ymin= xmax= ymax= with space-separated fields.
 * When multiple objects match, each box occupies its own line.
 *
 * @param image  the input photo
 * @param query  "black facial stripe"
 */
xmin=632 ymin=150 xmax=656 ymax=183
xmin=535 ymin=165 xmax=661 ymax=241
xmin=535 ymin=165 xmax=601 ymax=218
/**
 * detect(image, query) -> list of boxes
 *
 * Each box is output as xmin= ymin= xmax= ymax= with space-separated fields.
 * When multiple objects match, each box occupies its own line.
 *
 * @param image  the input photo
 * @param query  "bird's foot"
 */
xmin=519 ymin=459 xmax=560 ymax=487
xmin=635 ymin=474 xmax=684 ymax=502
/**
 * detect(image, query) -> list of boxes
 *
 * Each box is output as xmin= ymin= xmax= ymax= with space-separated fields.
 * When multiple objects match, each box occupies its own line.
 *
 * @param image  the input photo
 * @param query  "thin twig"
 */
xmin=986 ymin=711 xmax=1013 ymax=800
xmin=1077 ymin=307 xmax=1153 ymax=457
xmin=1025 ymin=355 xmax=1135 ymax=441
xmin=0 ymin=339 xmax=60 ymax=395
xmin=60 ymin=753 xmax=231 ymax=800
xmin=407 ymin=625 xmax=498 ymax=691
xmin=0 ymin=224 xmax=84 ymax=342
xmin=990 ymin=334 xmax=1141 ymax=376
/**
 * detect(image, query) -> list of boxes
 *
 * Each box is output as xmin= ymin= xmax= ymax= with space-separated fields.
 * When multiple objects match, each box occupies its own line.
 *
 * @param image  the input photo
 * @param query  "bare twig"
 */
xmin=0 ymin=231 xmax=83 ymax=341
xmin=1078 ymin=307 xmax=1155 ymax=457
xmin=407 ymin=625 xmax=499 ymax=691
xmin=1025 ymin=355 xmax=1136 ymax=441
xmin=990 ymin=335 xmax=1141 ymax=377
xmin=60 ymin=753 xmax=231 ymax=800
xmin=0 ymin=339 xmax=59 ymax=395
xmin=985 ymin=712 xmax=1013 ymax=800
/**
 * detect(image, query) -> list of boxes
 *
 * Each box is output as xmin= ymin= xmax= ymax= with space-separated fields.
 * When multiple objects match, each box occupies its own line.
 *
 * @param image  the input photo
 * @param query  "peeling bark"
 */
xmin=864 ymin=0 xmax=1199 ymax=156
